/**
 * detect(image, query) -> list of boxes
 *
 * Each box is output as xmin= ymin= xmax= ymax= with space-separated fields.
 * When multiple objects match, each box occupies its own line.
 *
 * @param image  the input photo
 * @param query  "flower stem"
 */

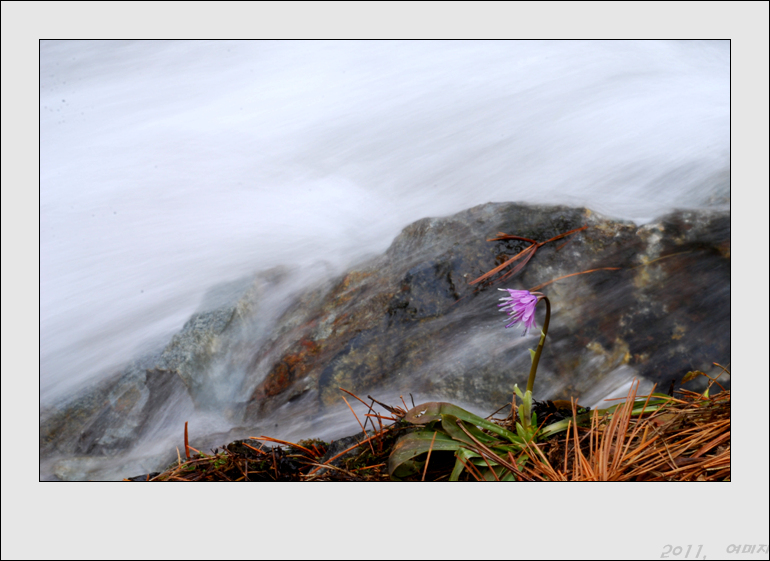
xmin=526 ymin=296 xmax=550 ymax=394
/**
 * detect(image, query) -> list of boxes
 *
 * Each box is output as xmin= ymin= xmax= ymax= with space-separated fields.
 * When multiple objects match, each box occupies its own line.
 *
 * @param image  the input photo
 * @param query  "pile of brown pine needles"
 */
xmin=512 ymin=383 xmax=730 ymax=482
xmin=127 ymin=382 xmax=729 ymax=482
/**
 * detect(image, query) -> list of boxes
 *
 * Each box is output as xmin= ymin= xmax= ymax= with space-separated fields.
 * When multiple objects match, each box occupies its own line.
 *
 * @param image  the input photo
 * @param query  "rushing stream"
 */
xmin=40 ymin=40 xmax=729 ymax=479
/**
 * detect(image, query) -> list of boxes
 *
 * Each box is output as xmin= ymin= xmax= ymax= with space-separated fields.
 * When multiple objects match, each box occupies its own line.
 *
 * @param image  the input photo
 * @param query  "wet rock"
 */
xmin=155 ymin=268 xmax=288 ymax=407
xmin=40 ymin=365 xmax=190 ymax=457
xmin=52 ymin=457 xmax=116 ymax=481
xmin=242 ymin=203 xmax=729 ymax=419
xmin=42 ymin=202 xmax=730 ymax=474
xmin=40 ymin=268 xmax=292 ymax=460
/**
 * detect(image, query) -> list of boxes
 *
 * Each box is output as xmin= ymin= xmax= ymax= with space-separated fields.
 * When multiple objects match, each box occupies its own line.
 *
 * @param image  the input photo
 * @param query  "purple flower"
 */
xmin=498 ymin=289 xmax=540 ymax=336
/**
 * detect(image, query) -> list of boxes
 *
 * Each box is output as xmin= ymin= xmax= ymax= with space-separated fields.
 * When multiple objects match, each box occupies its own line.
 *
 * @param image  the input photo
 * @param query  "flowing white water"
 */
xmin=40 ymin=40 xmax=729 ymax=412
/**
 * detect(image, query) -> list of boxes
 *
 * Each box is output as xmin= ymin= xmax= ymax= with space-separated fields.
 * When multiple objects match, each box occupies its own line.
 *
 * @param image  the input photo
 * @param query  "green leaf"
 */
xmin=537 ymin=396 xmax=675 ymax=439
xmin=404 ymin=402 xmax=522 ymax=445
xmin=387 ymin=430 xmax=461 ymax=477
xmin=440 ymin=415 xmax=475 ymax=446
xmin=478 ymin=462 xmax=520 ymax=481
xmin=450 ymin=448 xmax=481 ymax=481
xmin=518 ymin=389 xmax=533 ymax=429
xmin=515 ymin=422 xmax=527 ymax=442
xmin=538 ymin=411 xmax=592 ymax=438
xmin=441 ymin=415 xmax=501 ymax=447
xmin=513 ymin=385 xmax=525 ymax=401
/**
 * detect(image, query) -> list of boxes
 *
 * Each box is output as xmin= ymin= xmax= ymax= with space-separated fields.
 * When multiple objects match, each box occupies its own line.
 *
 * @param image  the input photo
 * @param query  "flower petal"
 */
xmin=498 ymin=288 xmax=539 ymax=335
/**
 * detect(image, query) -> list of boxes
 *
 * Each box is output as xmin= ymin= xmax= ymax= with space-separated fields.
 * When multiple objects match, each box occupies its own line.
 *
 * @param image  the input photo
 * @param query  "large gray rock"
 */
xmin=40 ymin=202 xmax=730 ymax=475
xmin=243 ymin=203 xmax=729 ymax=419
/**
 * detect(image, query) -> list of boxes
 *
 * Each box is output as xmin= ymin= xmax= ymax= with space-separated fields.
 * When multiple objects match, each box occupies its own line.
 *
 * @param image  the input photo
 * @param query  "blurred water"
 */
xmin=40 ymin=40 xmax=729 ymax=408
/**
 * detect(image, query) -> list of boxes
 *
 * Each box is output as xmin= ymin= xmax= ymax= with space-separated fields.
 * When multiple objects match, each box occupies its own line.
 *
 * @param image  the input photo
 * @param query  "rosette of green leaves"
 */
xmin=388 ymin=402 xmax=528 ymax=481
xmin=389 ymin=393 xmax=674 ymax=481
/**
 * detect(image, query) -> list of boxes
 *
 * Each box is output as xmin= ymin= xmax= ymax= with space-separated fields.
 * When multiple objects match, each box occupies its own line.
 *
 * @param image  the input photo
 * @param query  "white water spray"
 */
xmin=40 ymin=40 xmax=729 ymax=417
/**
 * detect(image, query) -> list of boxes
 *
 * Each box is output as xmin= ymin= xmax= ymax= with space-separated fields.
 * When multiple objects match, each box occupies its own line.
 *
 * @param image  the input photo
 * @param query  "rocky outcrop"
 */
xmin=40 ymin=267 xmax=294 ymax=459
xmin=241 ymin=203 xmax=729 ymax=420
xmin=40 ymin=202 xmax=730 ymax=476
xmin=39 ymin=364 xmax=190 ymax=457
